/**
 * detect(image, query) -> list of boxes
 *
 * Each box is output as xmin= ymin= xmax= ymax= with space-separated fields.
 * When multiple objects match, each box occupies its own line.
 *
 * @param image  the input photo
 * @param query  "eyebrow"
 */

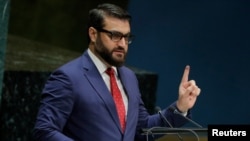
xmin=102 ymin=28 xmax=131 ymax=36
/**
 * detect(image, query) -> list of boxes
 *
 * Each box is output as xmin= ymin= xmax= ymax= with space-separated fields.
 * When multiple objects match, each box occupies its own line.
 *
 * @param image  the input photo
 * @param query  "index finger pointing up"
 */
xmin=181 ymin=65 xmax=190 ymax=83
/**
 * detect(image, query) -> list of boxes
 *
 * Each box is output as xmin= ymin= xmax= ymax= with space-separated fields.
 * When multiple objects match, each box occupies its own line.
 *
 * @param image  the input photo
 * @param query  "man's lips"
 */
xmin=113 ymin=49 xmax=125 ymax=55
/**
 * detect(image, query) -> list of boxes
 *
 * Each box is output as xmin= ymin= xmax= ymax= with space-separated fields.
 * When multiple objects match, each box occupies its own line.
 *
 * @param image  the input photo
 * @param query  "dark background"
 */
xmin=127 ymin=0 xmax=250 ymax=126
xmin=6 ymin=0 xmax=250 ymax=130
xmin=8 ymin=0 xmax=129 ymax=52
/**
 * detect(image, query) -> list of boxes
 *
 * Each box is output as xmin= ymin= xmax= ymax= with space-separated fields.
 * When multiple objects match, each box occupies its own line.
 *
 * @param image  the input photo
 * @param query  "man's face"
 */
xmin=94 ymin=16 xmax=131 ymax=67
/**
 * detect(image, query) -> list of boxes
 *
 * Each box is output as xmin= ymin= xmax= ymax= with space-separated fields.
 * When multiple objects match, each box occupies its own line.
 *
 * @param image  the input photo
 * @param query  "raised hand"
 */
xmin=176 ymin=65 xmax=201 ymax=112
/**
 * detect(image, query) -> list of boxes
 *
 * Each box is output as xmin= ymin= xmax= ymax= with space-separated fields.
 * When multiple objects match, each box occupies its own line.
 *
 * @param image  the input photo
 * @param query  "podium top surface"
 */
xmin=141 ymin=127 xmax=208 ymax=135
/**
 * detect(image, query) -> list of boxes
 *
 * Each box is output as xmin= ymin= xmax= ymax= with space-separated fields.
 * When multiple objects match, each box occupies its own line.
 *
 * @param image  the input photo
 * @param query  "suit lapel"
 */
xmin=81 ymin=52 xmax=122 ymax=132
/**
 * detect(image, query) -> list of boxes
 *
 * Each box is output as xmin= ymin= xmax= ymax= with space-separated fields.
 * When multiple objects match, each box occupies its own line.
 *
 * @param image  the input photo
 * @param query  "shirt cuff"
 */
xmin=181 ymin=111 xmax=188 ymax=116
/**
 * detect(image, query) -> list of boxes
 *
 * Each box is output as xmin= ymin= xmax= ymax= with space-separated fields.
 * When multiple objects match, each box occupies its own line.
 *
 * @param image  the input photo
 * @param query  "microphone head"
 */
xmin=154 ymin=106 xmax=162 ymax=113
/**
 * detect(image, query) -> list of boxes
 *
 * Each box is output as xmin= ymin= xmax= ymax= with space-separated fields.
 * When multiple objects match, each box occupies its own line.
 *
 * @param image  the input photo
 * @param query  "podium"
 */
xmin=141 ymin=127 xmax=208 ymax=141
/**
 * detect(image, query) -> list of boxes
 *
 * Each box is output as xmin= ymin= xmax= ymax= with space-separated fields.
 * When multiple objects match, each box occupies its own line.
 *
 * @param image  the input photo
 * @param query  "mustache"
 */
xmin=113 ymin=46 xmax=125 ymax=52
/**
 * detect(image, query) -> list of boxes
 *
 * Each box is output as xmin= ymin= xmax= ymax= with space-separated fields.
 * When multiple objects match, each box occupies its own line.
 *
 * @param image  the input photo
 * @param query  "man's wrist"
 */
xmin=175 ymin=105 xmax=188 ymax=116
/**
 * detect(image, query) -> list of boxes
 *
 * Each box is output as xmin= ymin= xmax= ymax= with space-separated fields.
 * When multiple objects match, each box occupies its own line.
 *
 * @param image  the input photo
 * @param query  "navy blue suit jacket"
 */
xmin=33 ymin=51 xmax=190 ymax=141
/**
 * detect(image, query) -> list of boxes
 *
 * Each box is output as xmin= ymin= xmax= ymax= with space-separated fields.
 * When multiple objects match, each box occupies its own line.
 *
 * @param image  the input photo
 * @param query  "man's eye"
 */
xmin=112 ymin=32 xmax=122 ymax=38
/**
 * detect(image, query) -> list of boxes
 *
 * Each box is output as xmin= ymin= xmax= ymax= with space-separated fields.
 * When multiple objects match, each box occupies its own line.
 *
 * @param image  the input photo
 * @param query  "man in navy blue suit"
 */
xmin=33 ymin=3 xmax=201 ymax=141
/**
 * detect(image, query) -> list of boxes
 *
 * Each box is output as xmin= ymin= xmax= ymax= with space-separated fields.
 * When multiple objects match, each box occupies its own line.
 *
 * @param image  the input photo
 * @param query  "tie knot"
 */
xmin=106 ymin=67 xmax=115 ymax=76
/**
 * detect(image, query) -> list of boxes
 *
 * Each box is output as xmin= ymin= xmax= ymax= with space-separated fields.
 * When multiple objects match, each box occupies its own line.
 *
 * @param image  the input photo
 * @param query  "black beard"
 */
xmin=99 ymin=47 xmax=125 ymax=67
xmin=95 ymin=37 xmax=126 ymax=67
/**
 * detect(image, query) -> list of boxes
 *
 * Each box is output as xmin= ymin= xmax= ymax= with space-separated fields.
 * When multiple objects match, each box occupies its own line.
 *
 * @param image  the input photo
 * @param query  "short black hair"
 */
xmin=86 ymin=3 xmax=131 ymax=43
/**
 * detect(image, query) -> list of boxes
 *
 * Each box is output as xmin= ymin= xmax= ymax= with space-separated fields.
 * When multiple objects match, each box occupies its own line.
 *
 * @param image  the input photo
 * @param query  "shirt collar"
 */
xmin=87 ymin=49 xmax=118 ymax=76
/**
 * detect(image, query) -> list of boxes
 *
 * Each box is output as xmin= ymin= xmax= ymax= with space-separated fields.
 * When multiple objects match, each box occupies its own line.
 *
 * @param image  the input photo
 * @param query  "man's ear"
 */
xmin=89 ymin=27 xmax=97 ymax=42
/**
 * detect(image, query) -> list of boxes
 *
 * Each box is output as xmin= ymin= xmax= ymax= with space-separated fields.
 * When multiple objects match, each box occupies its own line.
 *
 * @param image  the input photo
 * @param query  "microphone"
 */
xmin=154 ymin=106 xmax=162 ymax=114
xmin=156 ymin=107 xmax=183 ymax=141
xmin=155 ymin=106 xmax=174 ymax=128
xmin=169 ymin=106 xmax=203 ymax=128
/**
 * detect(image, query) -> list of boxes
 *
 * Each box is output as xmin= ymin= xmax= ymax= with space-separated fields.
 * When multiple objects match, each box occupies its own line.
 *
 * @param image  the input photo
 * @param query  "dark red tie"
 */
xmin=106 ymin=67 xmax=126 ymax=132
